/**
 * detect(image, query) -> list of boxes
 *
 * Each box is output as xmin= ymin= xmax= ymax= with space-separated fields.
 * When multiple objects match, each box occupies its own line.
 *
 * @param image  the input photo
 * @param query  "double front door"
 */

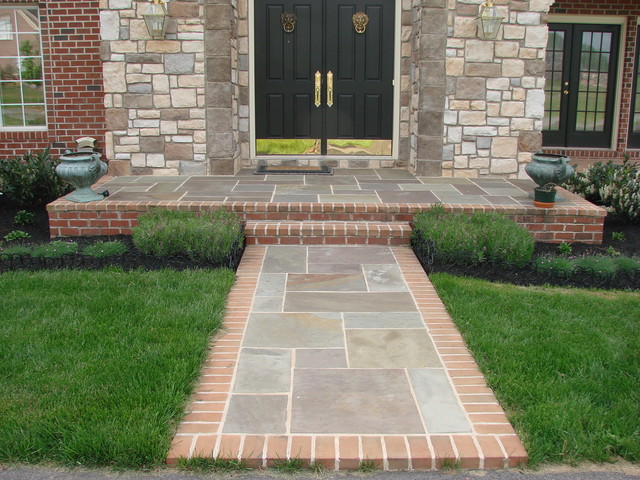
xmin=254 ymin=0 xmax=395 ymax=156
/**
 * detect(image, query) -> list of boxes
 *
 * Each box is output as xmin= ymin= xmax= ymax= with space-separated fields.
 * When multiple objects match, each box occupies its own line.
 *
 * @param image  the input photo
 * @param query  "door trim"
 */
xmin=547 ymin=14 xmax=626 ymax=151
xmin=248 ymin=0 xmax=402 ymax=161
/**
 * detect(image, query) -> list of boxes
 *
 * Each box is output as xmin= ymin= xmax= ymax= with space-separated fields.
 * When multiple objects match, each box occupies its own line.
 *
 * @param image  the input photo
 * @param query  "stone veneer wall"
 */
xmin=100 ymin=0 xmax=553 ymax=176
xmin=100 ymin=0 xmax=210 ymax=175
xmin=433 ymin=0 xmax=554 ymax=178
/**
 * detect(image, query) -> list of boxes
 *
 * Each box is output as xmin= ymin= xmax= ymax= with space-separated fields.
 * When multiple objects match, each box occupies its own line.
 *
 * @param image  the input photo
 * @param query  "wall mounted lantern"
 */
xmin=143 ymin=0 xmax=169 ymax=38
xmin=477 ymin=0 xmax=503 ymax=40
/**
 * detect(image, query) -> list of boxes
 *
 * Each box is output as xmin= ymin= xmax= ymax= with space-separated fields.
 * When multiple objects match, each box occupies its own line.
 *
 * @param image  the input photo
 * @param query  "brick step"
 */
xmin=244 ymin=221 xmax=412 ymax=245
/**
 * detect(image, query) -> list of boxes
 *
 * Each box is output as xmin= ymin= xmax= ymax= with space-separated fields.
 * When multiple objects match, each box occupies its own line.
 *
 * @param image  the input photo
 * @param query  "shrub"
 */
xmin=3 ymin=230 xmax=31 ymax=242
xmin=30 ymin=240 xmax=79 ymax=258
xmin=572 ymin=255 xmax=618 ymax=279
xmin=132 ymin=209 xmax=244 ymax=264
xmin=0 ymin=149 xmax=72 ymax=207
xmin=563 ymin=157 xmax=640 ymax=222
xmin=533 ymin=255 xmax=574 ymax=278
xmin=613 ymin=257 xmax=640 ymax=275
xmin=82 ymin=240 xmax=128 ymax=258
xmin=14 ymin=210 xmax=35 ymax=226
xmin=411 ymin=207 xmax=535 ymax=267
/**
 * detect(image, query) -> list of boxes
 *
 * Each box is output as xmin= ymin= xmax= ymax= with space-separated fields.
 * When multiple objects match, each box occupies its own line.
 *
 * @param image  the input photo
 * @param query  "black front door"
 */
xmin=543 ymin=23 xmax=620 ymax=148
xmin=254 ymin=0 xmax=395 ymax=156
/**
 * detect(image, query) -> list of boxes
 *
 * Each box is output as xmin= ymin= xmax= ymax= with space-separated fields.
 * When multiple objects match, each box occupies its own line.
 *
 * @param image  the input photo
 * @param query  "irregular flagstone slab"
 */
xmin=262 ymin=246 xmax=307 ymax=273
xmin=290 ymin=369 xmax=425 ymax=434
xmin=409 ymin=369 xmax=473 ymax=434
xmin=234 ymin=348 xmax=291 ymax=393
xmin=223 ymin=395 xmax=287 ymax=434
xmin=295 ymin=348 xmax=348 ymax=368
xmin=307 ymin=246 xmax=395 ymax=264
xmin=255 ymin=273 xmax=286 ymax=296
xmin=244 ymin=312 xmax=344 ymax=348
xmin=307 ymin=263 xmax=363 ymax=274
xmin=343 ymin=312 xmax=423 ymax=329
xmin=363 ymin=264 xmax=407 ymax=291
xmin=251 ymin=296 xmax=283 ymax=312
xmin=287 ymin=273 xmax=367 ymax=292
xmin=284 ymin=292 xmax=416 ymax=312
xmin=346 ymin=329 xmax=442 ymax=368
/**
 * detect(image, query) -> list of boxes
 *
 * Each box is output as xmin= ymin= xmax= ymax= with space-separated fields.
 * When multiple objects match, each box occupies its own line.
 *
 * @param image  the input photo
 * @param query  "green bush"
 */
xmin=13 ymin=210 xmax=35 ymax=226
xmin=3 ymin=230 xmax=31 ymax=242
xmin=30 ymin=240 xmax=79 ymax=258
xmin=411 ymin=207 xmax=535 ymax=267
xmin=534 ymin=254 xmax=640 ymax=279
xmin=132 ymin=209 xmax=244 ymax=264
xmin=0 ymin=149 xmax=72 ymax=207
xmin=563 ymin=157 xmax=640 ymax=223
xmin=82 ymin=240 xmax=128 ymax=258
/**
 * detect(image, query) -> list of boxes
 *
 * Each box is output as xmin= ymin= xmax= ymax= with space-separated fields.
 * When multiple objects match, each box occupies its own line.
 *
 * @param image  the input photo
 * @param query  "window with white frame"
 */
xmin=0 ymin=7 xmax=46 ymax=129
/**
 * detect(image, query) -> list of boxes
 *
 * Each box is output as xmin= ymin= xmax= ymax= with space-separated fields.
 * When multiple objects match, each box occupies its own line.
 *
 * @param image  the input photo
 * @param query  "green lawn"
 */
xmin=0 ymin=268 xmax=235 ymax=468
xmin=431 ymin=273 xmax=640 ymax=466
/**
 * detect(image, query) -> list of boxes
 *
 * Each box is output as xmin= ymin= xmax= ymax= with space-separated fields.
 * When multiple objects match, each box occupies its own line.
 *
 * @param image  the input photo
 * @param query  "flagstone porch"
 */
xmin=47 ymin=169 xmax=606 ymax=244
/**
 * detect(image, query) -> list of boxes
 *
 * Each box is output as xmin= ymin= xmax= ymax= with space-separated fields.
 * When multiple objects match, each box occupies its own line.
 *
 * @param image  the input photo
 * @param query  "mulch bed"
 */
xmin=1 ymin=196 xmax=639 ymax=287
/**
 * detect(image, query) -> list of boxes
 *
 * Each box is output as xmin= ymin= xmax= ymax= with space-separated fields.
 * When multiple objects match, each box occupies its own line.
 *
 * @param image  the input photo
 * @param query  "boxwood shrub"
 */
xmin=412 ymin=206 xmax=535 ymax=268
xmin=131 ymin=209 xmax=244 ymax=264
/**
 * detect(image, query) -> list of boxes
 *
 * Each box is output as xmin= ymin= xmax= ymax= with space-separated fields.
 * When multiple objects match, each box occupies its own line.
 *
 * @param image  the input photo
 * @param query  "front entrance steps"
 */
xmin=245 ymin=221 xmax=412 ymax=245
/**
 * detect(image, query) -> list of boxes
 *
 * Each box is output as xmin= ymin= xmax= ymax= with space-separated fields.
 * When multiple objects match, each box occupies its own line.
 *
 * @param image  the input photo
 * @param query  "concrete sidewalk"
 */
xmin=166 ymin=245 xmax=527 ymax=470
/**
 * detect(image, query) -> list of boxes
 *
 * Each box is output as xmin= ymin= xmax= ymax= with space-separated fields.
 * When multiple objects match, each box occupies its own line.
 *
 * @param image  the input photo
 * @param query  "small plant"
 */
xmin=132 ymin=209 xmax=244 ymax=264
xmin=572 ymin=255 xmax=618 ymax=279
xmin=440 ymin=458 xmax=462 ymax=471
xmin=273 ymin=457 xmax=304 ymax=472
xmin=177 ymin=457 xmax=247 ymax=472
xmin=533 ymin=255 xmax=574 ymax=278
xmin=612 ymin=231 xmax=626 ymax=242
xmin=30 ymin=240 xmax=79 ymax=258
xmin=4 ymin=230 xmax=31 ymax=242
xmin=82 ymin=240 xmax=128 ymax=258
xmin=613 ymin=256 xmax=640 ymax=275
xmin=359 ymin=459 xmax=378 ymax=472
xmin=557 ymin=242 xmax=572 ymax=256
xmin=605 ymin=246 xmax=621 ymax=257
xmin=13 ymin=210 xmax=35 ymax=226
xmin=309 ymin=462 xmax=325 ymax=473
xmin=0 ymin=148 xmax=72 ymax=207
xmin=0 ymin=244 xmax=32 ymax=256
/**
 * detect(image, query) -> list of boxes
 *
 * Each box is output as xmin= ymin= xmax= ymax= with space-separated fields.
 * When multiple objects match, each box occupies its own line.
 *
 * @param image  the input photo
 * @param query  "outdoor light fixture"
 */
xmin=143 ymin=0 xmax=169 ymax=38
xmin=477 ymin=0 xmax=503 ymax=40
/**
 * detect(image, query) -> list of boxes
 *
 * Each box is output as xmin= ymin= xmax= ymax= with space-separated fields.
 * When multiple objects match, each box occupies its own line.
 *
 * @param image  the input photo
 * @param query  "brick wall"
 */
xmin=0 ymin=0 xmax=106 ymax=159
xmin=545 ymin=0 xmax=640 ymax=164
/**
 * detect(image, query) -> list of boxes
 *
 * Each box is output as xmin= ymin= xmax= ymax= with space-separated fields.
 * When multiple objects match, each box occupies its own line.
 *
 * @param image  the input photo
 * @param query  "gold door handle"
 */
xmin=563 ymin=90 xmax=569 ymax=95
xmin=327 ymin=71 xmax=333 ymax=107
xmin=314 ymin=71 xmax=322 ymax=107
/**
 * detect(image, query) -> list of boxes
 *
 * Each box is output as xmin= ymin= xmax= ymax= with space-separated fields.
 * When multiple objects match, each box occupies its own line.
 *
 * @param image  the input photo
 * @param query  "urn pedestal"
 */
xmin=56 ymin=151 xmax=108 ymax=202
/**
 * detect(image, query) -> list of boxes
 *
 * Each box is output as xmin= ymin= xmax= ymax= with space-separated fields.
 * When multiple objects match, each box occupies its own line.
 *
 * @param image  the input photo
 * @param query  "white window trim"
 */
xmin=0 ymin=5 xmax=47 ymax=132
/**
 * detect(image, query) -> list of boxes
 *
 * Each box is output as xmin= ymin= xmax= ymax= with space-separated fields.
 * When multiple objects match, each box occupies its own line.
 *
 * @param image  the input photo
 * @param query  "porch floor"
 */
xmin=48 ymin=168 xmax=606 ymax=244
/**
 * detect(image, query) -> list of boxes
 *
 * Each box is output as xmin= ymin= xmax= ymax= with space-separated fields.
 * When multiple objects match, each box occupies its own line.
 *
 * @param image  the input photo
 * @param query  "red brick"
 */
xmin=430 ymin=436 xmax=456 ymax=468
xmin=476 ymin=436 xmax=505 ymax=469
xmin=315 ymin=436 xmax=336 ymax=470
xmin=338 ymin=436 xmax=360 ymax=470
xmin=218 ymin=435 xmax=242 ymax=460
xmin=241 ymin=435 xmax=265 ymax=468
xmin=360 ymin=437 xmax=383 ymax=468
xmin=406 ymin=436 xmax=432 ymax=470
xmin=384 ymin=436 xmax=409 ymax=470
xmin=192 ymin=435 xmax=217 ymax=458
xmin=266 ymin=435 xmax=289 ymax=466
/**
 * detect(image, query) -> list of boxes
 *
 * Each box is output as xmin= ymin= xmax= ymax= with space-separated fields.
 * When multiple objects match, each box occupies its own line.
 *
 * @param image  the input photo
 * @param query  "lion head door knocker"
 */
xmin=281 ymin=12 xmax=297 ymax=33
xmin=352 ymin=11 xmax=369 ymax=34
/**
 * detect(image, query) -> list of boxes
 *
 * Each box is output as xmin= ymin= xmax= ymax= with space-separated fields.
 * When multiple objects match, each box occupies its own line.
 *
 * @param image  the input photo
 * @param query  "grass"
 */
xmin=0 ymin=268 xmax=235 ymax=468
xmin=177 ymin=457 xmax=247 ymax=472
xmin=430 ymin=273 xmax=640 ymax=466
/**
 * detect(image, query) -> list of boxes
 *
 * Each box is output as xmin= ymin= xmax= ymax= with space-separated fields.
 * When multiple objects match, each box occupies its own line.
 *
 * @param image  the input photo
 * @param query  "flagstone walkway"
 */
xmin=167 ymin=245 xmax=528 ymax=470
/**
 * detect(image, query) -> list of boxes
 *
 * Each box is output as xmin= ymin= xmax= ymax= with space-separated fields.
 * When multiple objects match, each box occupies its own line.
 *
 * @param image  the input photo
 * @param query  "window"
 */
xmin=0 ymin=7 xmax=46 ymax=129
xmin=628 ymin=30 xmax=640 ymax=148
xmin=543 ymin=24 xmax=620 ymax=148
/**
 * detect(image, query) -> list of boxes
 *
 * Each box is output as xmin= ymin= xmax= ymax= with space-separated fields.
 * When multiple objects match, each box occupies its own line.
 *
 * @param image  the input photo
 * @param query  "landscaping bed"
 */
xmin=0 ymin=198 xmax=245 ymax=272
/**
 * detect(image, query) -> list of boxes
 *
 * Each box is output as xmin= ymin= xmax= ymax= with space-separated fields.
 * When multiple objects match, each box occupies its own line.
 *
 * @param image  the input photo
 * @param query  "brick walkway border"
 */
xmin=166 ymin=246 xmax=528 ymax=470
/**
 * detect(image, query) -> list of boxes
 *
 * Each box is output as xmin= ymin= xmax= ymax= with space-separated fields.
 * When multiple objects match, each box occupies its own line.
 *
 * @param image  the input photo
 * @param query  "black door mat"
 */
xmin=254 ymin=165 xmax=333 ymax=175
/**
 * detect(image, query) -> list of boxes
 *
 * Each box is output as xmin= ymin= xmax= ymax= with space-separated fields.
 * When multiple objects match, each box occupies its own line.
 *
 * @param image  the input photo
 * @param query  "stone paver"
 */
xmin=168 ymin=245 xmax=528 ymax=470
